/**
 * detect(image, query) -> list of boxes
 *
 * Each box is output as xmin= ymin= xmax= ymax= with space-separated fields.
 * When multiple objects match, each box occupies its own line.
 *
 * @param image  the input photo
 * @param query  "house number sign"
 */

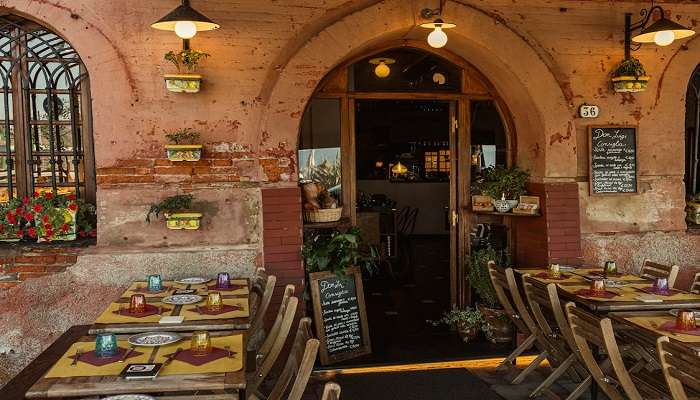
xmin=579 ymin=104 xmax=600 ymax=118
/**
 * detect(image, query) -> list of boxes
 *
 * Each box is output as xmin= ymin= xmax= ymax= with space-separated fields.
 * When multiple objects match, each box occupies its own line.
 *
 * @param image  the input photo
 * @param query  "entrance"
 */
xmin=299 ymin=44 xmax=514 ymax=365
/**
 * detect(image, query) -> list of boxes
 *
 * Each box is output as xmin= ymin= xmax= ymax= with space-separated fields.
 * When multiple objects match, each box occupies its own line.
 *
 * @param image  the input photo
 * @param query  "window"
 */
xmin=424 ymin=150 xmax=450 ymax=173
xmin=685 ymin=65 xmax=700 ymax=227
xmin=0 ymin=15 xmax=94 ymax=204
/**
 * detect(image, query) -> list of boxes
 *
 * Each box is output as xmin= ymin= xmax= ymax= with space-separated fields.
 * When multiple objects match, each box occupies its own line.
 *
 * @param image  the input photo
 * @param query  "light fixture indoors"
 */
xmin=369 ymin=58 xmax=395 ymax=78
xmin=625 ymin=4 xmax=695 ymax=56
xmin=391 ymin=161 xmax=408 ymax=175
xmin=420 ymin=2 xmax=456 ymax=49
xmin=152 ymin=0 xmax=220 ymax=46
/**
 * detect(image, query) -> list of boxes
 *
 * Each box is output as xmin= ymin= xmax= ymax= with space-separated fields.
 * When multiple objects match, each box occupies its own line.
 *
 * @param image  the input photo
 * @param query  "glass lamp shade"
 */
xmin=420 ymin=19 xmax=456 ymax=49
xmin=632 ymin=17 xmax=695 ymax=45
xmin=391 ymin=161 xmax=408 ymax=175
xmin=375 ymin=62 xmax=391 ymax=78
xmin=151 ymin=1 xmax=220 ymax=33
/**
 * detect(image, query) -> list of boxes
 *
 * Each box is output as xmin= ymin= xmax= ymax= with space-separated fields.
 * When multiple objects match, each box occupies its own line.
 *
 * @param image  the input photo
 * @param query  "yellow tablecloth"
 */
xmin=560 ymin=283 xmax=700 ymax=302
xmin=518 ymin=269 xmax=588 ymax=284
xmin=180 ymin=298 xmax=249 ymax=321
xmin=157 ymin=334 xmax=243 ymax=375
xmin=94 ymin=303 xmax=168 ymax=324
xmin=625 ymin=315 xmax=700 ymax=344
xmin=44 ymin=340 xmax=151 ymax=378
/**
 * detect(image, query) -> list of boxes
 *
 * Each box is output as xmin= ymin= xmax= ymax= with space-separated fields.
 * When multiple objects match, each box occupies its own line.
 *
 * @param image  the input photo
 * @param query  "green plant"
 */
xmin=302 ymin=227 xmax=378 ymax=275
xmin=146 ymin=194 xmax=194 ymax=223
xmin=468 ymin=247 xmax=500 ymax=309
xmin=76 ymin=200 xmax=97 ymax=238
xmin=428 ymin=306 xmax=493 ymax=341
xmin=165 ymin=128 xmax=200 ymax=145
xmin=0 ymin=198 xmax=27 ymax=239
xmin=164 ymin=49 xmax=210 ymax=73
xmin=481 ymin=165 xmax=529 ymax=200
xmin=613 ymin=58 xmax=647 ymax=78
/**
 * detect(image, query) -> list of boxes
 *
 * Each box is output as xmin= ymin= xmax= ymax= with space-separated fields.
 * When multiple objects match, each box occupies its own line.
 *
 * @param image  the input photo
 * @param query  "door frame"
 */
xmin=305 ymin=41 xmax=516 ymax=308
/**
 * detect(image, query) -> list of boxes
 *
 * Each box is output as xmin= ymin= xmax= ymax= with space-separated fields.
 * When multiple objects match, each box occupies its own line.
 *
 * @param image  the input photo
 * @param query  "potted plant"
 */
xmin=480 ymin=166 xmax=530 ymax=213
xmin=146 ymin=194 xmax=202 ymax=230
xmin=302 ymin=227 xmax=378 ymax=276
xmin=428 ymin=307 xmax=491 ymax=343
xmin=686 ymin=193 xmax=700 ymax=225
xmin=611 ymin=58 xmax=650 ymax=93
xmin=0 ymin=198 xmax=28 ymax=241
xmin=163 ymin=49 xmax=210 ymax=93
xmin=164 ymin=128 xmax=202 ymax=162
xmin=468 ymin=247 xmax=513 ymax=344
xmin=30 ymin=192 xmax=79 ymax=242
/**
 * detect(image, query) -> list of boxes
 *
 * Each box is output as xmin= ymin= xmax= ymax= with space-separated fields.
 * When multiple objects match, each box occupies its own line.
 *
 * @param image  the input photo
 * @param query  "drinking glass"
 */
xmin=604 ymin=260 xmax=617 ymax=275
xmin=216 ymin=272 xmax=230 ymax=289
xmin=207 ymin=292 xmax=223 ymax=312
xmin=95 ymin=333 xmax=118 ymax=358
xmin=590 ymin=279 xmax=605 ymax=294
xmin=676 ymin=310 xmax=697 ymax=331
xmin=653 ymin=277 xmax=669 ymax=292
xmin=129 ymin=294 xmax=146 ymax=314
xmin=147 ymin=274 xmax=163 ymax=291
xmin=549 ymin=264 xmax=560 ymax=278
xmin=190 ymin=331 xmax=212 ymax=357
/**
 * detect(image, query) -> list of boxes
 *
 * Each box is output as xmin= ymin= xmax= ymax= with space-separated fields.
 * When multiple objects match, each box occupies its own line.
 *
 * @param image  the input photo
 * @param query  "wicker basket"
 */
xmin=303 ymin=207 xmax=343 ymax=223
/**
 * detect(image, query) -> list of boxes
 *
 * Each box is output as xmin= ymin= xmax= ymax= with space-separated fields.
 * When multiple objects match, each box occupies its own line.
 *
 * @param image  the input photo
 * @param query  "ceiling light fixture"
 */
xmin=624 ymin=4 xmax=695 ymax=57
xmin=420 ymin=2 xmax=456 ymax=49
xmin=369 ymin=58 xmax=395 ymax=78
xmin=152 ymin=0 xmax=220 ymax=48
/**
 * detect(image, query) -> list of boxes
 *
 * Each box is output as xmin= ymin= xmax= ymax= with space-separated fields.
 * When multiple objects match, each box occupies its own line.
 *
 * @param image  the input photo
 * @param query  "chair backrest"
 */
xmin=487 ymin=262 xmax=539 ymax=336
xmin=259 ymin=284 xmax=296 ymax=356
xmin=249 ymin=273 xmax=277 ymax=339
xmin=565 ymin=303 xmax=630 ymax=400
xmin=641 ymin=259 xmax=680 ymax=288
xmin=249 ymin=295 xmax=298 ymax=395
xmin=250 ymin=267 xmax=270 ymax=318
xmin=321 ymin=382 xmax=342 ymax=400
xmin=522 ymin=277 xmax=570 ymax=363
xmin=267 ymin=317 xmax=320 ymax=400
xmin=690 ymin=272 xmax=700 ymax=294
xmin=657 ymin=336 xmax=700 ymax=400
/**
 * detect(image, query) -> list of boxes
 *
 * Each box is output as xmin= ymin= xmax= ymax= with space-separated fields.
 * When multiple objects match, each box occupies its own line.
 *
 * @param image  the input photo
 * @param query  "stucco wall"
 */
xmin=1 ymin=0 xmax=700 ymax=385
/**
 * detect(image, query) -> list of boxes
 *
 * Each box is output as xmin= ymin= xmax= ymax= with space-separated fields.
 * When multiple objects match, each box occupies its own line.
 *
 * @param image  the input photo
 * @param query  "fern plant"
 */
xmin=146 ymin=194 xmax=194 ymax=223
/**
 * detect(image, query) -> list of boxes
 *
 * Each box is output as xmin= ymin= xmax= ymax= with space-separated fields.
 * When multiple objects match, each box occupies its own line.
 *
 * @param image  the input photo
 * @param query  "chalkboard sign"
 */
xmin=588 ymin=126 xmax=639 ymax=195
xmin=309 ymin=266 xmax=371 ymax=365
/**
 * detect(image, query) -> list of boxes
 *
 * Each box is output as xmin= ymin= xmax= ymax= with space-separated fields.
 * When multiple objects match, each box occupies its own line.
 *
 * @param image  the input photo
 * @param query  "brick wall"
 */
xmin=515 ymin=182 xmax=583 ymax=267
xmin=261 ymin=187 xmax=305 ymax=324
xmin=0 ymin=245 xmax=83 ymax=289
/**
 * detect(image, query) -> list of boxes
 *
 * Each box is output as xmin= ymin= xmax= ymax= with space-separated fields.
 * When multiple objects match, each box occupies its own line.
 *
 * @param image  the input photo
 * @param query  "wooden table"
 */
xmin=89 ymin=280 xmax=251 ymax=334
xmin=25 ymin=330 xmax=247 ymax=399
xmin=610 ymin=310 xmax=700 ymax=353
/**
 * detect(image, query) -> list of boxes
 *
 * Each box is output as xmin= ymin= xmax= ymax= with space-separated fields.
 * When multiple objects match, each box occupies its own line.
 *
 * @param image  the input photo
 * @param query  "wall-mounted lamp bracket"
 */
xmin=624 ymin=6 xmax=660 ymax=59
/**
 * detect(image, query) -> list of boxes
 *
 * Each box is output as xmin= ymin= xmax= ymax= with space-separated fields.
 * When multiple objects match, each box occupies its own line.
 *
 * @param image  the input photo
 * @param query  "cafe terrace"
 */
xmin=1 ymin=0 xmax=700 ymax=399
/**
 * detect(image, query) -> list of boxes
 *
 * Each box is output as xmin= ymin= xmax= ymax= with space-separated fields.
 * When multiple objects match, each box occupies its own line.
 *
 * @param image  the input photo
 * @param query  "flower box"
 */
xmin=165 ymin=212 xmax=202 ymax=230
xmin=164 ymin=74 xmax=202 ymax=93
xmin=36 ymin=208 xmax=77 ymax=242
xmin=611 ymin=76 xmax=650 ymax=93
xmin=165 ymin=144 xmax=203 ymax=162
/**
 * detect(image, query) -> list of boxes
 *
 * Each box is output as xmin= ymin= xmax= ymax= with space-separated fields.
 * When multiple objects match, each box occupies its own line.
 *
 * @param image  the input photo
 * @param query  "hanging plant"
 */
xmin=146 ymin=194 xmax=202 ymax=230
xmin=163 ymin=49 xmax=210 ymax=93
xmin=164 ymin=128 xmax=203 ymax=161
xmin=611 ymin=58 xmax=650 ymax=93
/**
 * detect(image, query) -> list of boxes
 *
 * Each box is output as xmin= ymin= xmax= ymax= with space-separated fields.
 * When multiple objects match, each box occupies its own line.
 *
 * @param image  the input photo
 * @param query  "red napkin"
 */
xmin=638 ymin=287 xmax=678 ymax=297
xmin=132 ymin=286 xmax=173 ymax=294
xmin=589 ymin=271 xmax=624 ymax=278
xmin=574 ymin=289 xmax=618 ymax=299
xmin=113 ymin=304 xmax=170 ymax=318
xmin=188 ymin=304 xmax=242 ymax=315
xmin=206 ymin=284 xmax=247 ymax=292
xmin=70 ymin=347 xmax=143 ymax=367
xmin=534 ymin=272 xmax=571 ymax=280
xmin=166 ymin=347 xmax=230 ymax=366
xmin=659 ymin=321 xmax=700 ymax=336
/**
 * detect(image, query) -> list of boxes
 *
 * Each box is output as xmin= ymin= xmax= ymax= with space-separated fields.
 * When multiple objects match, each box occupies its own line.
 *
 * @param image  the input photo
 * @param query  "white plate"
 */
xmin=604 ymin=279 xmax=629 ymax=287
xmin=128 ymin=332 xmax=182 ymax=347
xmin=161 ymin=294 xmax=203 ymax=305
xmin=175 ymin=277 xmax=210 ymax=285
xmin=103 ymin=395 xmax=156 ymax=400
xmin=669 ymin=309 xmax=700 ymax=318
xmin=559 ymin=265 xmax=577 ymax=272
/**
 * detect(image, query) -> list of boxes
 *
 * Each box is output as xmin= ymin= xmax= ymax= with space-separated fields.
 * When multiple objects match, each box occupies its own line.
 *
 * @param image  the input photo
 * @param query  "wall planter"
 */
xmin=165 ymin=212 xmax=203 ymax=230
xmin=611 ymin=58 xmax=649 ymax=93
xmin=163 ymin=74 xmax=202 ymax=93
xmin=165 ymin=144 xmax=203 ymax=161
xmin=36 ymin=208 xmax=77 ymax=242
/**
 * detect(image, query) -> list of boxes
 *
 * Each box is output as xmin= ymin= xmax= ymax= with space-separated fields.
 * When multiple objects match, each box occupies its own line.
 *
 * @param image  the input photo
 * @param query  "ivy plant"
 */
xmin=302 ymin=227 xmax=378 ymax=276
xmin=146 ymin=194 xmax=194 ymax=223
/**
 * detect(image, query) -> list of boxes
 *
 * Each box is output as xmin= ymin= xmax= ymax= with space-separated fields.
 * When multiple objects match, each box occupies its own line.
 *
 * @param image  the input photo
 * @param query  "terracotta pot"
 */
xmin=456 ymin=322 xmax=479 ymax=343
xmin=479 ymin=305 xmax=513 ymax=344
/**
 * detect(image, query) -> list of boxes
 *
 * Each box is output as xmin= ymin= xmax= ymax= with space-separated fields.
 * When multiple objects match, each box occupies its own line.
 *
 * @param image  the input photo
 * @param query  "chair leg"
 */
xmin=565 ymin=374 xmax=592 ymax=400
xmin=498 ymin=334 xmax=537 ymax=371
xmin=511 ymin=350 xmax=548 ymax=384
xmin=529 ymin=353 xmax=576 ymax=398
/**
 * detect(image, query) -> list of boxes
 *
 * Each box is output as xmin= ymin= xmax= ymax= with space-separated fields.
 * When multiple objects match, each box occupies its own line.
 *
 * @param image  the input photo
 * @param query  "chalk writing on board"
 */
xmin=318 ymin=276 xmax=362 ymax=355
xmin=590 ymin=127 xmax=637 ymax=194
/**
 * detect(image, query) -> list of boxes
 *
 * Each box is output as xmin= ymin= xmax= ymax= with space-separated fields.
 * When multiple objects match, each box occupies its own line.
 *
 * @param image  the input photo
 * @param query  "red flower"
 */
xmin=25 ymin=213 xmax=33 ymax=221
xmin=28 ymin=227 xmax=37 ymax=238
xmin=61 ymin=223 xmax=70 ymax=232
xmin=67 ymin=194 xmax=76 ymax=201
xmin=42 ymin=214 xmax=49 ymax=224
xmin=44 ymin=192 xmax=53 ymax=200
xmin=78 ymin=230 xmax=86 ymax=238
xmin=16 ymin=230 xmax=23 ymax=238
xmin=68 ymin=203 xmax=77 ymax=211
xmin=32 ymin=191 xmax=40 ymax=198
xmin=6 ymin=212 xmax=16 ymax=225
xmin=33 ymin=204 xmax=42 ymax=213
xmin=22 ymin=196 xmax=29 ymax=205
xmin=89 ymin=229 xmax=97 ymax=237
xmin=45 ymin=229 xmax=54 ymax=238
xmin=15 ymin=207 xmax=22 ymax=215
xmin=43 ymin=223 xmax=52 ymax=230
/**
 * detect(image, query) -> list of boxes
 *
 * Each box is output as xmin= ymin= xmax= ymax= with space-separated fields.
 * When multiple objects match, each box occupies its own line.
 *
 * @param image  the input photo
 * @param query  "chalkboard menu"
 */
xmin=588 ymin=126 xmax=638 ymax=195
xmin=309 ymin=266 xmax=371 ymax=365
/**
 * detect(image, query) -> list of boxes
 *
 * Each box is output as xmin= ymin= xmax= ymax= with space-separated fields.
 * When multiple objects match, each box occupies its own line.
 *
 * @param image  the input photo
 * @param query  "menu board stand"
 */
xmin=588 ymin=125 xmax=639 ymax=195
xmin=309 ymin=266 xmax=371 ymax=365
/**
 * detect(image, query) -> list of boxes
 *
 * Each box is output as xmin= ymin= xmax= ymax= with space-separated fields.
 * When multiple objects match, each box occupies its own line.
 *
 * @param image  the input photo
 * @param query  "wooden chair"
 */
xmin=640 ymin=259 xmax=680 ymax=288
xmin=321 ymin=382 xmax=342 ymax=400
xmin=657 ymin=336 xmax=700 ymax=400
xmin=690 ymin=272 xmax=700 ymax=294
xmin=523 ymin=280 xmax=589 ymax=399
xmin=487 ymin=263 xmax=549 ymax=384
xmin=248 ymin=295 xmax=299 ymax=398
xmin=565 ymin=303 xmax=667 ymax=400
xmin=248 ymin=273 xmax=277 ymax=346
xmin=250 ymin=317 xmax=320 ymax=400
xmin=257 ymin=284 xmax=296 ymax=359
xmin=250 ymin=267 xmax=270 ymax=318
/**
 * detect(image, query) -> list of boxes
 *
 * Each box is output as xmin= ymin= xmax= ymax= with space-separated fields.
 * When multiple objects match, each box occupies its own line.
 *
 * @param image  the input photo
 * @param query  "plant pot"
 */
xmin=0 ymin=234 xmax=20 ymax=242
xmin=611 ymin=76 xmax=650 ymax=93
xmin=493 ymin=199 xmax=515 ymax=213
xmin=456 ymin=322 xmax=479 ymax=343
xmin=165 ymin=144 xmax=203 ymax=162
xmin=479 ymin=305 xmax=513 ymax=344
xmin=36 ymin=208 xmax=77 ymax=242
xmin=165 ymin=212 xmax=202 ymax=230
xmin=164 ymin=74 xmax=202 ymax=93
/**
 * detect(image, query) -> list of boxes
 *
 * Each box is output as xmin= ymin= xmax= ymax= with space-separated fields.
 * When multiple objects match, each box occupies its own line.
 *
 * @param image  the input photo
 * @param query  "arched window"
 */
xmin=686 ymin=65 xmax=700 ymax=227
xmin=0 ymin=14 xmax=94 ymax=204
